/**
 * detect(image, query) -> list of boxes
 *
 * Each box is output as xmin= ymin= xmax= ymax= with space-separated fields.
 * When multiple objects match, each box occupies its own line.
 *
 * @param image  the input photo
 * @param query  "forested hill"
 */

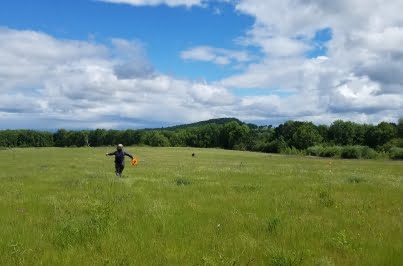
xmin=161 ymin=117 xmax=244 ymax=130
xmin=1 ymin=118 xmax=402 ymax=159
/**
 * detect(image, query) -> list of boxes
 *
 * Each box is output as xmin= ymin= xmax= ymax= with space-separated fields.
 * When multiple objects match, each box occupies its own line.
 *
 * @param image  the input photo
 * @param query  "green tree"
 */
xmin=317 ymin=125 xmax=329 ymax=143
xmin=162 ymin=131 xmax=185 ymax=147
xmin=366 ymin=122 xmax=397 ymax=148
xmin=145 ymin=131 xmax=171 ymax=147
xmin=104 ymin=130 xmax=120 ymax=146
xmin=0 ymin=130 xmax=19 ymax=147
xmin=88 ymin=129 xmax=107 ymax=146
xmin=354 ymin=124 xmax=371 ymax=145
xmin=220 ymin=121 xmax=250 ymax=149
xmin=328 ymin=120 xmax=356 ymax=145
xmin=120 ymin=129 xmax=142 ymax=146
xmin=398 ymin=118 xmax=403 ymax=138
xmin=66 ymin=131 xmax=89 ymax=147
xmin=197 ymin=124 xmax=221 ymax=148
xmin=53 ymin=129 xmax=68 ymax=147
xmin=266 ymin=136 xmax=288 ymax=153
xmin=17 ymin=130 xmax=36 ymax=147
xmin=275 ymin=120 xmax=305 ymax=145
xmin=291 ymin=124 xmax=323 ymax=150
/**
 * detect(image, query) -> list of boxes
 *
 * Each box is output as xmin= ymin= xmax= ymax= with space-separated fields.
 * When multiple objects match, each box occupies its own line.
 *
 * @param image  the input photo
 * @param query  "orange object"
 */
xmin=132 ymin=158 xmax=138 ymax=166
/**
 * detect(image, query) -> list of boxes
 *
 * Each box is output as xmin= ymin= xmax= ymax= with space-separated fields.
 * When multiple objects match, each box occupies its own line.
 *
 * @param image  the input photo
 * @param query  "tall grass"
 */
xmin=307 ymin=145 xmax=380 ymax=159
xmin=389 ymin=147 xmax=403 ymax=160
xmin=0 ymin=147 xmax=402 ymax=265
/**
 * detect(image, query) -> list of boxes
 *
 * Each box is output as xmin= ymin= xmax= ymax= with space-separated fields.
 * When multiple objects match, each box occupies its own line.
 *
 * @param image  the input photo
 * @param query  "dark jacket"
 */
xmin=107 ymin=150 xmax=133 ymax=164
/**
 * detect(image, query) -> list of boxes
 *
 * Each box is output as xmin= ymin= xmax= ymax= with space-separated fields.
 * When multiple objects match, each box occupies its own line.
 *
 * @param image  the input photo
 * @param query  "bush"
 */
xmin=263 ymin=138 xmax=288 ymax=153
xmin=233 ymin=143 xmax=247 ymax=151
xmin=145 ymin=132 xmax=171 ymax=147
xmin=307 ymin=146 xmax=342 ymax=158
xmin=281 ymin=147 xmax=305 ymax=156
xmin=306 ymin=146 xmax=323 ymax=156
xmin=308 ymin=145 xmax=378 ymax=159
xmin=321 ymin=146 xmax=342 ymax=158
xmin=340 ymin=146 xmax=379 ymax=159
xmin=389 ymin=147 xmax=403 ymax=160
xmin=382 ymin=138 xmax=403 ymax=152
xmin=360 ymin=146 xmax=379 ymax=159
xmin=399 ymin=139 xmax=403 ymax=148
xmin=341 ymin=146 xmax=362 ymax=159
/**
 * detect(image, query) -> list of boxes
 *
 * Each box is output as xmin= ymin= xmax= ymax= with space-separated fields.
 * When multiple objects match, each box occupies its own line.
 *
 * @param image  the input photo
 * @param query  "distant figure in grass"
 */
xmin=192 ymin=153 xmax=195 ymax=157
xmin=106 ymin=144 xmax=134 ymax=177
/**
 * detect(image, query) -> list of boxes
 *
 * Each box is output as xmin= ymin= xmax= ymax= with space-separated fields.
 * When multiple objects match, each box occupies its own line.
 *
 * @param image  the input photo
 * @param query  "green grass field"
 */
xmin=0 ymin=147 xmax=402 ymax=265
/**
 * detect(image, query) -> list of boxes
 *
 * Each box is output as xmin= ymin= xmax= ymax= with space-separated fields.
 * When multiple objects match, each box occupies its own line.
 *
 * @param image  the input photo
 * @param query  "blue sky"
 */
xmin=0 ymin=0 xmax=402 ymax=129
xmin=0 ymin=0 xmax=255 ymax=81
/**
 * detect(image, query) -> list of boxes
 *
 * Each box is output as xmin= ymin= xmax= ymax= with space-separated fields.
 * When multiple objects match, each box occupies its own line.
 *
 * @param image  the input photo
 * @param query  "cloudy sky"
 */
xmin=0 ymin=0 xmax=402 ymax=129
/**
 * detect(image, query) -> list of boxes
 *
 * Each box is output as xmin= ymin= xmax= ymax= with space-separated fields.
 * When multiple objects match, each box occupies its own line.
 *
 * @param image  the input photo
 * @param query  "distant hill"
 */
xmin=161 ymin=117 xmax=244 ymax=130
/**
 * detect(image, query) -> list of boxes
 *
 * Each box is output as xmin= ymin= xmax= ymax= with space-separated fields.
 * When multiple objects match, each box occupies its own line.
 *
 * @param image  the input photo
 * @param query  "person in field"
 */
xmin=106 ymin=144 xmax=134 ymax=177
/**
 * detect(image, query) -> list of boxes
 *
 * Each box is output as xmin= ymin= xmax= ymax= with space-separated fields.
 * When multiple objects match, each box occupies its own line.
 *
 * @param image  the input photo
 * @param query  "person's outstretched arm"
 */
xmin=124 ymin=152 xmax=134 ymax=159
xmin=106 ymin=151 xmax=116 ymax=156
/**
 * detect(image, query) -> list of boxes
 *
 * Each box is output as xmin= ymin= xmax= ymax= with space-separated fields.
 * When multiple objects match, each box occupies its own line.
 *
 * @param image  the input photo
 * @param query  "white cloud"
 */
xmin=181 ymin=46 xmax=251 ymax=65
xmin=98 ymin=0 xmax=203 ymax=7
xmin=0 ymin=27 xmax=107 ymax=91
xmin=3 ymin=0 xmax=403 ymax=131
xmin=260 ymin=37 xmax=310 ymax=57
xmin=328 ymin=76 xmax=402 ymax=113
xmin=217 ymin=0 xmax=403 ymax=124
xmin=0 ymin=28 xmax=236 ymax=129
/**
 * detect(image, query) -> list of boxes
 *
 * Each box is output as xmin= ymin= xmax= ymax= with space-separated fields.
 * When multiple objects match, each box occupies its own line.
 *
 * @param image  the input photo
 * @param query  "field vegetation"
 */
xmin=0 ymin=147 xmax=402 ymax=265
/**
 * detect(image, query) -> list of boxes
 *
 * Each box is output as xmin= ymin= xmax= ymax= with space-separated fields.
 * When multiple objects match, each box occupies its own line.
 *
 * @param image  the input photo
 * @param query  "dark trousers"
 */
xmin=115 ymin=162 xmax=125 ymax=176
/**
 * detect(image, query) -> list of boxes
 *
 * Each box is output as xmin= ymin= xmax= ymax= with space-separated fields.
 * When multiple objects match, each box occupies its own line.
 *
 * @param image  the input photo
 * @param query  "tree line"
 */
xmin=1 ymin=118 xmax=402 ymax=159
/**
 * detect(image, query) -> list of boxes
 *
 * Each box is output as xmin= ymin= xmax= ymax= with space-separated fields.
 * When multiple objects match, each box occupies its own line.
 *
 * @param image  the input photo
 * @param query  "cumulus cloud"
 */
xmin=2 ymin=0 xmax=403 ymax=129
xmin=217 ymin=0 xmax=403 ymax=124
xmin=111 ymin=39 xmax=154 ymax=79
xmin=0 ymin=28 xmax=234 ymax=129
xmin=181 ymin=46 xmax=251 ymax=65
xmin=328 ymin=76 xmax=402 ymax=114
xmin=0 ymin=27 xmax=107 ymax=91
xmin=98 ymin=0 xmax=203 ymax=7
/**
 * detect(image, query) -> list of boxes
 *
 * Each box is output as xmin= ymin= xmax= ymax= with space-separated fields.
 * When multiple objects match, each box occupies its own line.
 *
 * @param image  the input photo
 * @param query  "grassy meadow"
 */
xmin=0 ymin=147 xmax=402 ymax=265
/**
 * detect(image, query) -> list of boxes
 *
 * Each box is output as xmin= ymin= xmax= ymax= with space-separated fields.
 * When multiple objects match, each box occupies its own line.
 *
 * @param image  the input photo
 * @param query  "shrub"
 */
xmin=389 ymin=147 xmax=403 ymax=160
xmin=321 ymin=146 xmax=342 ymax=158
xmin=341 ymin=146 xmax=362 ymax=159
xmin=281 ymin=147 xmax=305 ymax=156
xmin=307 ymin=146 xmax=342 ymax=158
xmin=307 ymin=145 xmax=379 ymax=159
xmin=339 ymin=146 xmax=379 ymax=159
xmin=251 ymin=141 xmax=268 ymax=152
xmin=306 ymin=146 xmax=323 ymax=157
xmin=265 ymin=138 xmax=288 ymax=153
xmin=360 ymin=146 xmax=379 ymax=159
xmin=233 ymin=143 xmax=247 ymax=151
xmin=381 ymin=139 xmax=402 ymax=152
